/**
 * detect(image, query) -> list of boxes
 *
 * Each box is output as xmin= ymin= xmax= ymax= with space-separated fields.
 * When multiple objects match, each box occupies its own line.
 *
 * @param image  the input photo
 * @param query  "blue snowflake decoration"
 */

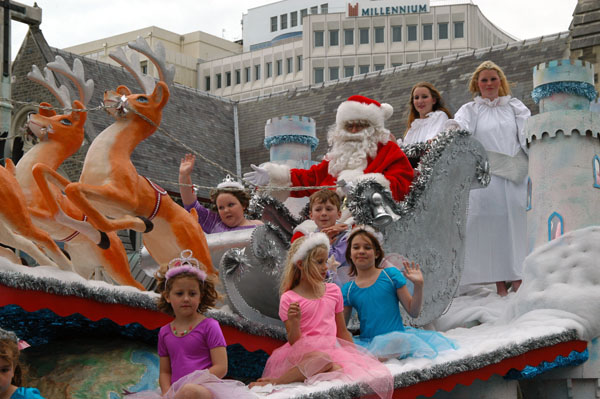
xmin=264 ymin=134 xmax=319 ymax=151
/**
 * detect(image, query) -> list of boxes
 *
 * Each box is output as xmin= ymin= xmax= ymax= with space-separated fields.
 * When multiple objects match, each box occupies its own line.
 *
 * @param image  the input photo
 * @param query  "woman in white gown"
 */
xmin=398 ymin=82 xmax=453 ymax=145
xmin=454 ymin=61 xmax=531 ymax=296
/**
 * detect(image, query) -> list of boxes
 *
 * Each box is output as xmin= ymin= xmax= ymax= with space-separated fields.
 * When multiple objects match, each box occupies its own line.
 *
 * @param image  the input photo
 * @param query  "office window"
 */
xmin=287 ymin=57 xmax=293 ymax=73
xmin=321 ymin=3 xmax=328 ymax=14
xmin=344 ymin=66 xmax=354 ymax=77
xmin=276 ymin=60 xmax=282 ymax=75
xmin=314 ymin=31 xmax=324 ymax=47
xmin=392 ymin=63 xmax=402 ymax=67
xmin=216 ymin=73 xmax=222 ymax=89
xmin=297 ymin=55 xmax=303 ymax=71
xmin=423 ymin=24 xmax=432 ymax=40
xmin=314 ymin=67 xmax=324 ymax=83
xmin=408 ymin=25 xmax=417 ymax=41
xmin=300 ymin=9 xmax=308 ymax=24
xmin=271 ymin=16 xmax=277 ymax=32
xmin=344 ymin=29 xmax=354 ymax=45
xmin=329 ymin=66 xmax=339 ymax=80
xmin=454 ymin=21 xmax=464 ymax=38
xmin=205 ymin=76 xmax=210 ymax=91
xmin=438 ymin=23 xmax=448 ymax=39
xmin=374 ymin=64 xmax=385 ymax=71
xmin=330 ymin=29 xmax=339 ymax=46
xmin=311 ymin=6 xmax=318 ymax=14
xmin=226 ymin=71 xmax=231 ymax=87
xmin=392 ymin=25 xmax=402 ymax=42
xmin=359 ymin=28 xmax=369 ymax=44
xmin=235 ymin=69 xmax=241 ymax=84
xmin=255 ymin=64 xmax=261 ymax=80
xmin=359 ymin=65 xmax=369 ymax=74
xmin=266 ymin=62 xmax=272 ymax=78
xmin=244 ymin=67 xmax=251 ymax=82
xmin=280 ymin=13 xmax=287 ymax=30
xmin=291 ymin=11 xmax=298 ymax=27
xmin=375 ymin=27 xmax=384 ymax=43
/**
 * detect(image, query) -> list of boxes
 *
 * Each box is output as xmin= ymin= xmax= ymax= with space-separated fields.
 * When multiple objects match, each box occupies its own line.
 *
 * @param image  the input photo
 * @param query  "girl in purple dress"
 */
xmin=179 ymin=153 xmax=262 ymax=233
xmin=129 ymin=250 xmax=253 ymax=399
xmin=249 ymin=233 xmax=393 ymax=399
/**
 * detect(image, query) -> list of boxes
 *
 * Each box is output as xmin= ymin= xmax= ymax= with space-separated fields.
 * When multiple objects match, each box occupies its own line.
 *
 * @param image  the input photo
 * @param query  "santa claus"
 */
xmin=244 ymin=95 xmax=414 ymax=202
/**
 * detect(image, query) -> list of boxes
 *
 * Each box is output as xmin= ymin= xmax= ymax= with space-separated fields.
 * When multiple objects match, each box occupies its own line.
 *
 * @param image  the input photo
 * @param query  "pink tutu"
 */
xmin=263 ymin=335 xmax=393 ymax=399
xmin=127 ymin=369 xmax=254 ymax=399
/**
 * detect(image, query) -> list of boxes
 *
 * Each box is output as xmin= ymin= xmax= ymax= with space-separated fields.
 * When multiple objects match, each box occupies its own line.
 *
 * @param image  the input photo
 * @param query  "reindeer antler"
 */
xmin=109 ymin=36 xmax=175 ymax=94
xmin=47 ymin=56 xmax=94 ymax=107
xmin=27 ymin=64 xmax=71 ymax=108
xmin=27 ymin=56 xmax=94 ymax=109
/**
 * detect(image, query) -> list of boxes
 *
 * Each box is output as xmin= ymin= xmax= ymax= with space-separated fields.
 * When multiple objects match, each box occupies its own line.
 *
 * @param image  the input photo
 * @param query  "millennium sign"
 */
xmin=347 ymin=1 xmax=430 ymax=17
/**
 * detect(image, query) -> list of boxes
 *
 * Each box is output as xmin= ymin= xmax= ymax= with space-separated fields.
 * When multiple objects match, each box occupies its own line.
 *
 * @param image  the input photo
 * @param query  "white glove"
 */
xmin=339 ymin=179 xmax=355 ymax=196
xmin=243 ymin=164 xmax=270 ymax=186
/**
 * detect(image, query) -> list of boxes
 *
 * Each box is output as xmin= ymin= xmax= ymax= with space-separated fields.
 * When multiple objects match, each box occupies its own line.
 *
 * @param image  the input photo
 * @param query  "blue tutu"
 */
xmin=354 ymin=326 xmax=457 ymax=360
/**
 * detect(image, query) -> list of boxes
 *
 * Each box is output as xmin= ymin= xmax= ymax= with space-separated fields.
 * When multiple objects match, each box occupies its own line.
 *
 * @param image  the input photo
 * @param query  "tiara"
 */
xmin=165 ymin=249 xmax=207 ymax=283
xmin=217 ymin=174 xmax=245 ymax=191
xmin=350 ymin=225 xmax=384 ymax=244
xmin=291 ymin=232 xmax=330 ymax=265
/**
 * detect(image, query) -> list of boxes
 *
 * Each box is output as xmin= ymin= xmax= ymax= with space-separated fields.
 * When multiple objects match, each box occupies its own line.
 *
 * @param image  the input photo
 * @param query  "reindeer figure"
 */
xmin=64 ymin=38 xmax=213 ymax=273
xmin=15 ymin=56 xmax=144 ymax=289
xmin=0 ymin=160 xmax=72 ymax=269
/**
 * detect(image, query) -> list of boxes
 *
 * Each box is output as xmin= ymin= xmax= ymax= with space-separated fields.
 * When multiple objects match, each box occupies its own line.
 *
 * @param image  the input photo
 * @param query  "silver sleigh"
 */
xmin=211 ymin=129 xmax=489 ymax=329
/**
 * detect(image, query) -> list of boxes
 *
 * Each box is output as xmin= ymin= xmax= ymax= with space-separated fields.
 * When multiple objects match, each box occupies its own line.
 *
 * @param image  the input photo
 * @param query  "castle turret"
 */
xmin=526 ymin=59 xmax=600 ymax=252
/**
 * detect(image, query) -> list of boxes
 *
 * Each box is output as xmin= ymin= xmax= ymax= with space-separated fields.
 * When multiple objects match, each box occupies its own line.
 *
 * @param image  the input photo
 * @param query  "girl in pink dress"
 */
xmin=250 ymin=233 xmax=393 ymax=399
xmin=129 ymin=250 xmax=253 ymax=399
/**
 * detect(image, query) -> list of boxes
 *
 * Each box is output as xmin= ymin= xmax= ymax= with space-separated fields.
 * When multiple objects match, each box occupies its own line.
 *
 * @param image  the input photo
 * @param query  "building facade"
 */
xmin=63 ymin=26 xmax=242 ymax=90
xmin=201 ymin=0 xmax=517 ymax=100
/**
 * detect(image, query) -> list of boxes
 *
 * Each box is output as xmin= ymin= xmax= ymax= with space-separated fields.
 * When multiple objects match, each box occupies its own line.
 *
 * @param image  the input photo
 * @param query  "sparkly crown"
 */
xmin=165 ymin=249 xmax=207 ymax=283
xmin=217 ymin=174 xmax=245 ymax=191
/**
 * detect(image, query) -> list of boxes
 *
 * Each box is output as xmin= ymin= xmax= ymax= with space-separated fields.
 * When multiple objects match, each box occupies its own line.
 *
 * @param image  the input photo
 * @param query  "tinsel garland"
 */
xmin=0 ymin=269 xmax=287 ymax=341
xmin=349 ymin=129 xmax=488 ymax=226
xmin=504 ymin=348 xmax=589 ymax=380
xmin=247 ymin=193 xmax=303 ymax=229
xmin=293 ymin=329 xmax=580 ymax=399
xmin=264 ymin=134 xmax=319 ymax=151
xmin=531 ymin=81 xmax=598 ymax=104
xmin=0 ymin=269 xmax=158 ymax=310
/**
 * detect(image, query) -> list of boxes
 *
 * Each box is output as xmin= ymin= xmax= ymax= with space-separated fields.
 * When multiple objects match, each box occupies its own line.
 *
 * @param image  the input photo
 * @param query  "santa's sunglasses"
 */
xmin=344 ymin=120 xmax=371 ymax=132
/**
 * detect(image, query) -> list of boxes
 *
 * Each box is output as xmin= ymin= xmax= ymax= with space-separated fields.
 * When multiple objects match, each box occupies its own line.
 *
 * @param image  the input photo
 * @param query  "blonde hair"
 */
xmin=468 ymin=60 xmax=511 ymax=97
xmin=280 ymin=236 xmax=328 ymax=296
xmin=0 ymin=337 xmax=22 ymax=386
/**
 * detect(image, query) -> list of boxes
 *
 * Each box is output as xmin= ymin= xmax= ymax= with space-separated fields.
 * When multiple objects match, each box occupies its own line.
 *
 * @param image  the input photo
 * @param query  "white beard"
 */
xmin=325 ymin=125 xmax=390 ymax=177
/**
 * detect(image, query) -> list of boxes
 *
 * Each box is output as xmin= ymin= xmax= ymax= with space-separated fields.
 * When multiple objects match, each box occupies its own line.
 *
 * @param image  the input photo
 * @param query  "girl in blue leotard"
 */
xmin=342 ymin=226 xmax=456 ymax=360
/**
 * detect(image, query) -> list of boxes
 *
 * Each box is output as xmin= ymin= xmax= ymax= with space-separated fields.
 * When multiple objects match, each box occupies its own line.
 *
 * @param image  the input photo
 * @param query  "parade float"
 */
xmin=0 ymin=36 xmax=598 ymax=398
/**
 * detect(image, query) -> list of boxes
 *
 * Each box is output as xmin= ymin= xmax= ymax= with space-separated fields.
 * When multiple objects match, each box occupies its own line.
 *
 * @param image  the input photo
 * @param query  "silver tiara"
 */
xmin=217 ymin=174 xmax=245 ymax=190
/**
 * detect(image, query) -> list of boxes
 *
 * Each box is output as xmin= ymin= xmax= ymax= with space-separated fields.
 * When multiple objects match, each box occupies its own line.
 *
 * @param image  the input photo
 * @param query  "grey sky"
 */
xmin=10 ymin=0 xmax=576 ymax=58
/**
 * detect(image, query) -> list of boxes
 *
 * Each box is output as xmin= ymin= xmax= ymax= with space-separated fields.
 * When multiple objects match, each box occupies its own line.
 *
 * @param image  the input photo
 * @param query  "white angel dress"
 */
xmin=453 ymin=95 xmax=531 ymax=286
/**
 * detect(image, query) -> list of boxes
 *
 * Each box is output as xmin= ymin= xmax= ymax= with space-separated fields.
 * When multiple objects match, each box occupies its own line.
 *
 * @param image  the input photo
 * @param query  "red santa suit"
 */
xmin=261 ymin=95 xmax=414 ymax=202
xmin=286 ymin=140 xmax=412 ymax=202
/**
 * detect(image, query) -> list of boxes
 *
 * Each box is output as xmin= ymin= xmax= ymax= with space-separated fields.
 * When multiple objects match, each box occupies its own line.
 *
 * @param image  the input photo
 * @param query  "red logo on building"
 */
xmin=348 ymin=3 xmax=358 ymax=17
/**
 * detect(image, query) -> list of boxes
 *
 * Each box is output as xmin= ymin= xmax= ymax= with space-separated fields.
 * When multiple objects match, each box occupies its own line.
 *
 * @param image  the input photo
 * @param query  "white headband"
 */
xmin=291 ymin=232 xmax=330 ymax=265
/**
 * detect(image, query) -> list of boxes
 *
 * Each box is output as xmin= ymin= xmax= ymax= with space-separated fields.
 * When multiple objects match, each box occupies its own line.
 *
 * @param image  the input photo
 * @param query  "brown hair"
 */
xmin=405 ymin=82 xmax=453 ymax=136
xmin=468 ymin=60 xmax=511 ymax=97
xmin=309 ymin=189 xmax=341 ymax=211
xmin=280 ymin=236 xmax=328 ymax=296
xmin=345 ymin=228 xmax=385 ymax=277
xmin=0 ymin=337 xmax=22 ymax=386
xmin=209 ymin=188 xmax=251 ymax=212
xmin=155 ymin=265 xmax=219 ymax=316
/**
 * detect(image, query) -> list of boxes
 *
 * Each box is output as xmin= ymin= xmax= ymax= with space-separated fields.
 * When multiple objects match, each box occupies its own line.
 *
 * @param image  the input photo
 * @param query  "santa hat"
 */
xmin=335 ymin=95 xmax=393 ymax=129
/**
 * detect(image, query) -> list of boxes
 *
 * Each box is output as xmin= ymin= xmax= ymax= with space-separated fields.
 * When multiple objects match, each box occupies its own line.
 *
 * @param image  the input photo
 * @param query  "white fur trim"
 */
xmin=336 ymin=100 xmax=393 ymax=128
xmin=263 ymin=162 xmax=291 ymax=202
xmin=293 ymin=220 xmax=318 ymax=236
xmin=291 ymin=232 xmax=330 ymax=265
xmin=355 ymin=172 xmax=391 ymax=190
xmin=337 ymin=169 xmax=365 ymax=183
